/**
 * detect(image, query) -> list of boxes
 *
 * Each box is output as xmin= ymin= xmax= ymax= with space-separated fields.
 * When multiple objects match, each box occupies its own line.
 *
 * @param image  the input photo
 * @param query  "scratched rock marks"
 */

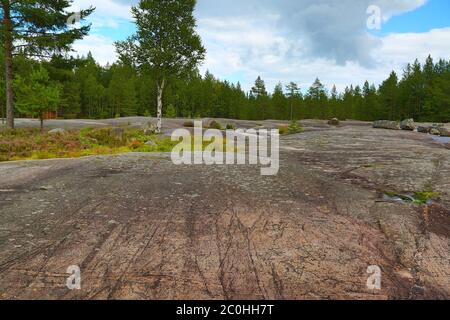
xmin=0 ymin=122 xmax=449 ymax=300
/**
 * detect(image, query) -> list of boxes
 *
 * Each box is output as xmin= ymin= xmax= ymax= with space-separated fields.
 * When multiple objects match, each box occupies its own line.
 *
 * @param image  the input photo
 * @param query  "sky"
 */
xmin=70 ymin=0 xmax=450 ymax=92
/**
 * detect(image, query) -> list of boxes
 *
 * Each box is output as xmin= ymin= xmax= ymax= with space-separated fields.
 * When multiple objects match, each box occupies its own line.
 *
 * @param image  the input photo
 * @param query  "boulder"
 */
xmin=438 ymin=127 xmax=450 ymax=137
xmin=400 ymin=119 xmax=416 ymax=131
xmin=48 ymin=128 xmax=66 ymax=135
xmin=110 ymin=127 xmax=124 ymax=141
xmin=373 ymin=120 xmax=400 ymax=130
xmin=142 ymin=122 xmax=157 ymax=135
xmin=430 ymin=128 xmax=440 ymax=136
xmin=328 ymin=118 xmax=340 ymax=126
xmin=417 ymin=126 xmax=431 ymax=134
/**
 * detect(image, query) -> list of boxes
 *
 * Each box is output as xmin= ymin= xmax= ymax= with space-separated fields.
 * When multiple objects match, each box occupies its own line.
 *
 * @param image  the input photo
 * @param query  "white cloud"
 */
xmin=72 ymin=34 xmax=117 ymax=65
xmin=378 ymin=27 xmax=450 ymax=63
xmin=70 ymin=0 xmax=450 ymax=94
xmin=71 ymin=0 xmax=132 ymax=21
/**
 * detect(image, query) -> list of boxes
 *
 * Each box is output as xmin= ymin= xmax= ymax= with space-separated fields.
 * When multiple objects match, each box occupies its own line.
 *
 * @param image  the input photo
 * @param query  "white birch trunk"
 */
xmin=156 ymin=79 xmax=165 ymax=134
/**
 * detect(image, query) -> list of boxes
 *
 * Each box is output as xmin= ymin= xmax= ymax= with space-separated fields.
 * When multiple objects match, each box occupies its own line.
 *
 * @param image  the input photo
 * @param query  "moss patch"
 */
xmin=413 ymin=191 xmax=441 ymax=204
xmin=383 ymin=190 xmax=441 ymax=205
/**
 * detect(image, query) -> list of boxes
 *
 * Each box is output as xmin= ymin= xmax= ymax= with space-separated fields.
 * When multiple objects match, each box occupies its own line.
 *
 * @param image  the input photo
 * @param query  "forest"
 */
xmin=1 ymin=52 xmax=449 ymax=124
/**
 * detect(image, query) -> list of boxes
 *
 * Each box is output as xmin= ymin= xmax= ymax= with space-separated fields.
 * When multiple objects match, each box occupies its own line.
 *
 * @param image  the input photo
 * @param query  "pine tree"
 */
xmin=13 ymin=66 xmax=61 ymax=131
xmin=251 ymin=76 xmax=267 ymax=98
xmin=0 ymin=0 xmax=94 ymax=128
xmin=379 ymin=71 xmax=399 ymax=120
xmin=272 ymin=82 xmax=286 ymax=120
xmin=286 ymin=82 xmax=300 ymax=120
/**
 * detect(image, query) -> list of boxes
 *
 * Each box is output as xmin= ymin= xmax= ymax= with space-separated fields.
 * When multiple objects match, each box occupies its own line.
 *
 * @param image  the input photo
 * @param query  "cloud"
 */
xmin=378 ymin=27 xmax=450 ymax=63
xmin=196 ymin=0 xmax=428 ymax=66
xmin=72 ymin=34 xmax=118 ymax=65
xmin=71 ymin=0 xmax=450 ymax=93
xmin=71 ymin=0 xmax=133 ymax=21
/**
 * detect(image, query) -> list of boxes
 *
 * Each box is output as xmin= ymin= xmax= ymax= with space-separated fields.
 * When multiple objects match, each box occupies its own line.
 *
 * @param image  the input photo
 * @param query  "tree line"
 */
xmin=2 ymin=53 xmax=449 ymax=123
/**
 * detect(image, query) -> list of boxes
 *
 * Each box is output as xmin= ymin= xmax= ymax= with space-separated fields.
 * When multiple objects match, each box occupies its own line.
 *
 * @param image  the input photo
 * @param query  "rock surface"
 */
xmin=400 ymin=119 xmax=416 ymax=131
xmin=373 ymin=120 xmax=401 ymax=130
xmin=48 ymin=128 xmax=66 ymax=135
xmin=417 ymin=126 xmax=431 ymax=134
xmin=430 ymin=128 xmax=441 ymax=136
xmin=328 ymin=118 xmax=340 ymax=126
xmin=438 ymin=127 xmax=450 ymax=137
xmin=0 ymin=121 xmax=449 ymax=300
xmin=142 ymin=122 xmax=157 ymax=135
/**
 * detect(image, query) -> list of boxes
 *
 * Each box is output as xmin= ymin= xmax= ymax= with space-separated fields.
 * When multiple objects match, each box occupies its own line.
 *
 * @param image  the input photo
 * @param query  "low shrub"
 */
xmin=278 ymin=126 xmax=289 ymax=135
xmin=183 ymin=121 xmax=195 ymax=128
xmin=209 ymin=120 xmax=222 ymax=130
xmin=277 ymin=121 xmax=303 ymax=135
xmin=288 ymin=121 xmax=303 ymax=134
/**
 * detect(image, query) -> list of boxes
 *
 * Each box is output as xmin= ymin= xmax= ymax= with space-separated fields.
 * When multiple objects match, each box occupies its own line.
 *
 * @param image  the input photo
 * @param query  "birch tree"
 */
xmin=115 ymin=0 xmax=205 ymax=133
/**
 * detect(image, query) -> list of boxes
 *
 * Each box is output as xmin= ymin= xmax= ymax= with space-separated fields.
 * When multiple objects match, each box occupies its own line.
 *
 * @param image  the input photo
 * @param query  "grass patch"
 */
xmin=0 ymin=127 xmax=179 ymax=162
xmin=413 ymin=191 xmax=441 ymax=204
xmin=0 ymin=127 xmax=240 ymax=162
xmin=383 ymin=190 xmax=441 ymax=205
xmin=278 ymin=121 xmax=304 ymax=135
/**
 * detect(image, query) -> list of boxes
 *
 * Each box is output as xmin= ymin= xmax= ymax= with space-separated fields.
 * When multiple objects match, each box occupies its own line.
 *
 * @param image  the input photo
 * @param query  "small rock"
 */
xmin=145 ymin=140 xmax=157 ymax=147
xmin=328 ymin=118 xmax=340 ymax=126
xmin=400 ymin=119 xmax=416 ymax=131
xmin=108 ymin=220 xmax=118 ymax=225
xmin=430 ymin=128 xmax=441 ymax=136
xmin=142 ymin=122 xmax=157 ymax=135
xmin=373 ymin=120 xmax=401 ymax=130
xmin=432 ymin=123 xmax=444 ymax=129
xmin=48 ymin=128 xmax=66 ymax=135
xmin=417 ymin=126 xmax=431 ymax=134
xmin=396 ymin=270 xmax=414 ymax=280
xmin=438 ymin=127 xmax=450 ymax=137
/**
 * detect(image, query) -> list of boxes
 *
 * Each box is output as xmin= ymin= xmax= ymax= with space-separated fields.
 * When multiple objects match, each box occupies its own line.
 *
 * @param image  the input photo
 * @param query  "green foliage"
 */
xmin=226 ymin=123 xmax=237 ymax=130
xmin=208 ymin=120 xmax=222 ymax=130
xmin=1 ymin=0 xmax=94 ymax=128
xmin=277 ymin=121 xmax=303 ymax=135
xmin=115 ymin=0 xmax=206 ymax=131
xmin=5 ymin=52 xmax=450 ymax=124
xmin=288 ymin=121 xmax=303 ymax=134
xmin=278 ymin=126 xmax=289 ymax=135
xmin=0 ymin=127 xmax=177 ymax=161
xmin=165 ymin=104 xmax=177 ymax=118
xmin=13 ymin=66 xmax=61 ymax=121
xmin=116 ymin=0 xmax=206 ymax=80
xmin=413 ymin=191 xmax=441 ymax=204
xmin=108 ymin=64 xmax=137 ymax=117
xmin=1 ymin=1 xmax=94 ymax=56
